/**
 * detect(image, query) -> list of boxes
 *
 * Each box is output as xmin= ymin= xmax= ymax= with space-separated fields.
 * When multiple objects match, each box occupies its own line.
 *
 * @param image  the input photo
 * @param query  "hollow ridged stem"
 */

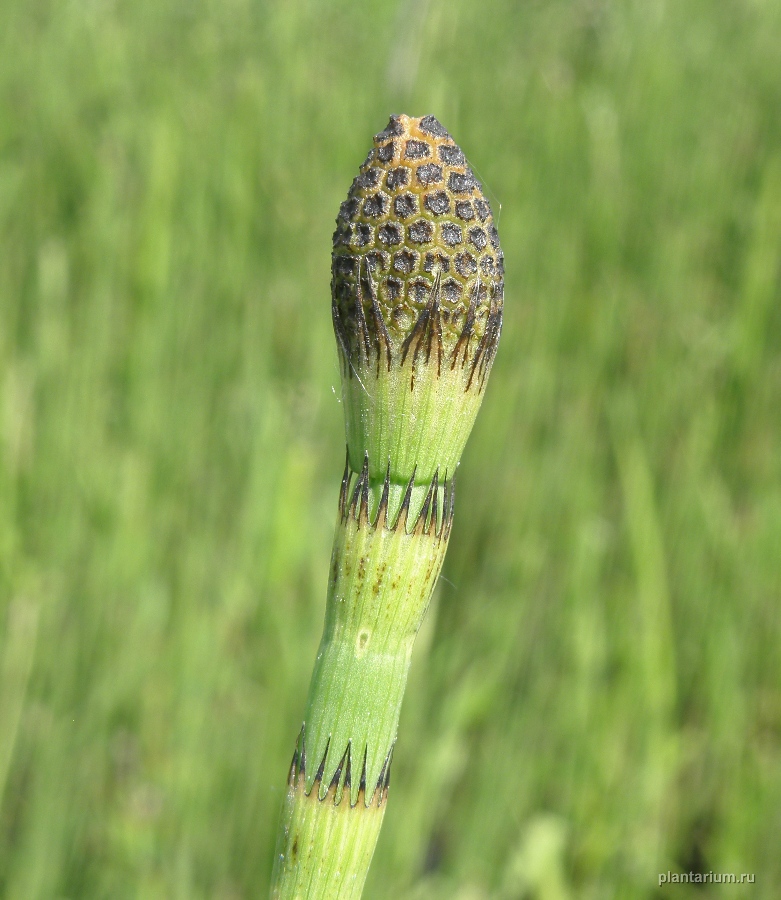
xmin=273 ymin=766 xmax=386 ymax=900
xmin=272 ymin=464 xmax=452 ymax=898
xmin=271 ymin=114 xmax=503 ymax=899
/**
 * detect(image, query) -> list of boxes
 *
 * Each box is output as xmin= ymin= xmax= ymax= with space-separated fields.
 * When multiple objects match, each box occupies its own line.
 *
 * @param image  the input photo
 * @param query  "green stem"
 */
xmin=271 ymin=113 xmax=503 ymax=898
xmin=271 ymin=461 xmax=452 ymax=899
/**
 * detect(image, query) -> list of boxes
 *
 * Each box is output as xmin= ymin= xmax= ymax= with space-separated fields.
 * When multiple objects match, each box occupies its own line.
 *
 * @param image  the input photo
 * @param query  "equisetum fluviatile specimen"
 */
xmin=271 ymin=114 xmax=504 ymax=898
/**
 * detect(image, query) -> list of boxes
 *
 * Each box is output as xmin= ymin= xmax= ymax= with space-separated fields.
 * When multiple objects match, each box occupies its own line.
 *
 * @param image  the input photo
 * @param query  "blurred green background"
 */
xmin=1 ymin=0 xmax=780 ymax=897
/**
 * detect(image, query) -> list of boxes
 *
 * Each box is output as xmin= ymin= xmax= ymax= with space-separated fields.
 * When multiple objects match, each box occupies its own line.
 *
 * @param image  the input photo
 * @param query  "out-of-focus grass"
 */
xmin=1 ymin=0 xmax=780 ymax=897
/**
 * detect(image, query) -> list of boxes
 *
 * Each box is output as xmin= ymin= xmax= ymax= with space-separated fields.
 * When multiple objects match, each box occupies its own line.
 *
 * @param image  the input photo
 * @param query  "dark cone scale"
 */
xmin=332 ymin=114 xmax=504 ymax=368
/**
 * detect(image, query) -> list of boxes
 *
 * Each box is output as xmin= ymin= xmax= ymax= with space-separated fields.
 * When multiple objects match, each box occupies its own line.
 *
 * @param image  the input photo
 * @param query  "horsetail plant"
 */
xmin=271 ymin=114 xmax=504 ymax=899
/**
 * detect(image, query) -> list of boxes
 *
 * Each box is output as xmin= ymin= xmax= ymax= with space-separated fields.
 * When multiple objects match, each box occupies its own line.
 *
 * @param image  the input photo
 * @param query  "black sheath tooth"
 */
xmin=362 ymin=258 xmax=393 ymax=374
xmin=313 ymin=737 xmax=330 ymax=790
xmin=383 ymin=744 xmax=395 ymax=789
xmin=440 ymin=477 xmax=453 ymax=541
xmin=467 ymin=293 xmax=502 ymax=392
xmin=475 ymin=291 xmax=503 ymax=389
xmin=330 ymin=743 xmax=350 ymax=794
xmin=299 ymin=728 xmax=307 ymax=777
xmin=352 ymin=746 xmax=369 ymax=809
xmin=348 ymin=472 xmax=361 ymax=520
xmin=288 ymin=746 xmax=300 ymax=786
xmin=331 ymin=297 xmax=352 ymax=378
xmin=451 ymin=277 xmax=480 ymax=371
xmin=343 ymin=742 xmax=352 ymax=790
xmin=414 ymin=471 xmax=438 ymax=535
xmin=400 ymin=304 xmax=429 ymax=368
xmin=397 ymin=466 xmax=417 ymax=532
xmin=339 ymin=447 xmax=351 ymax=519
xmin=353 ymin=268 xmax=372 ymax=365
xmin=349 ymin=453 xmax=370 ymax=522
xmin=429 ymin=470 xmax=440 ymax=536
xmin=359 ymin=454 xmax=370 ymax=525
xmin=376 ymin=461 xmax=391 ymax=529
xmin=374 ymin=744 xmax=394 ymax=807
xmin=425 ymin=272 xmax=443 ymax=376
xmin=436 ymin=470 xmax=449 ymax=539
xmin=373 ymin=764 xmax=387 ymax=806
xmin=400 ymin=273 xmax=444 ymax=388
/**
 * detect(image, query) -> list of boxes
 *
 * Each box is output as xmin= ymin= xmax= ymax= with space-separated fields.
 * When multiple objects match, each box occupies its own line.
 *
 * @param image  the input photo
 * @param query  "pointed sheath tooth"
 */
xmin=288 ymin=746 xmax=300 ymax=786
xmin=348 ymin=453 xmax=370 ymax=521
xmin=373 ymin=764 xmax=387 ymax=808
xmin=355 ymin=746 xmax=368 ymax=808
xmin=330 ymin=743 xmax=349 ymax=796
xmin=331 ymin=295 xmax=351 ymax=379
xmin=299 ymin=729 xmax=307 ymax=777
xmin=376 ymin=461 xmax=391 ymax=529
xmin=344 ymin=743 xmax=352 ymax=790
xmin=359 ymin=455 xmax=370 ymax=525
xmin=383 ymin=744 xmax=394 ymax=790
xmin=436 ymin=470 xmax=449 ymax=537
xmin=423 ymin=274 xmax=443 ymax=373
xmin=418 ymin=469 xmax=438 ymax=536
xmin=444 ymin=474 xmax=456 ymax=539
xmin=312 ymin=737 xmax=329 ymax=793
xmin=353 ymin=267 xmax=372 ymax=365
xmin=429 ymin=470 xmax=440 ymax=536
xmin=363 ymin=258 xmax=393 ymax=374
xmin=348 ymin=473 xmax=361 ymax=521
xmin=339 ymin=447 xmax=351 ymax=519
xmin=466 ymin=335 xmax=486 ymax=391
xmin=400 ymin=302 xmax=430 ymax=368
xmin=397 ymin=465 xmax=417 ymax=532
xmin=400 ymin=274 xmax=445 ymax=388
xmin=468 ymin=291 xmax=502 ymax=391
xmin=480 ymin=293 xmax=504 ymax=386
xmin=413 ymin=470 xmax=438 ymax=536
xmin=451 ymin=277 xmax=480 ymax=371
xmin=374 ymin=745 xmax=393 ymax=807
xmin=439 ymin=477 xmax=449 ymax=539
xmin=432 ymin=277 xmax=444 ymax=376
